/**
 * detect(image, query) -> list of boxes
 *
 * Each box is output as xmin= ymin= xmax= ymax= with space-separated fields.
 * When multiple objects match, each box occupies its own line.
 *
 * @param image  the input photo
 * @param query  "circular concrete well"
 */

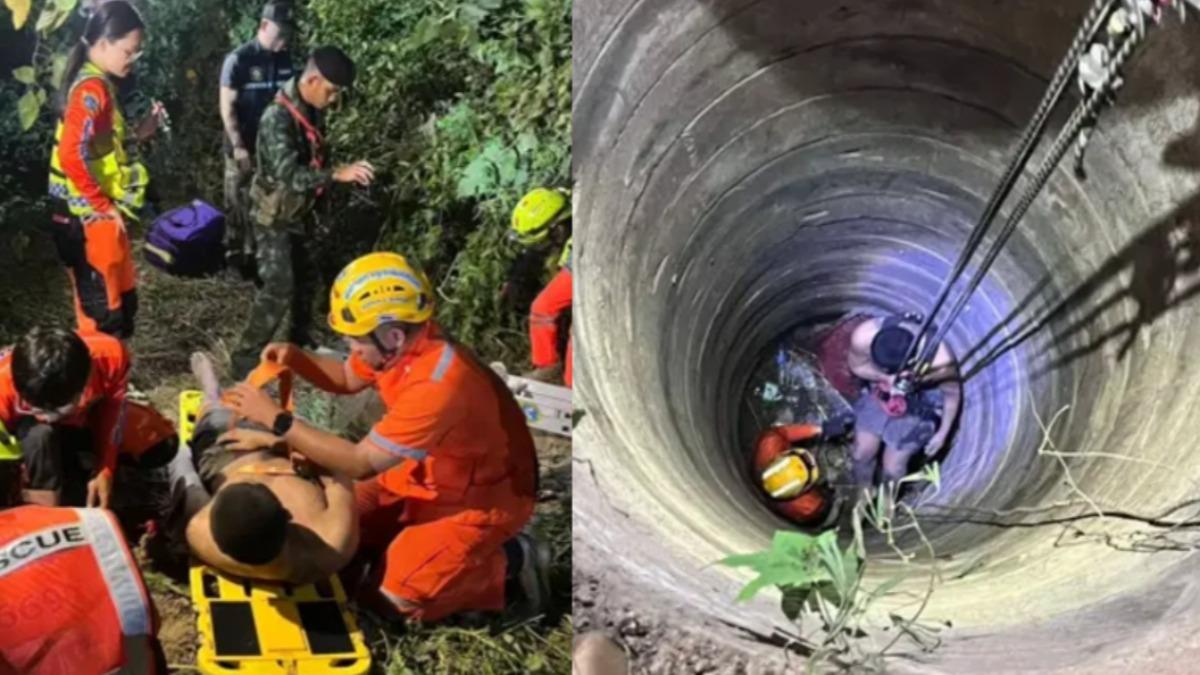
xmin=572 ymin=1 xmax=1200 ymax=672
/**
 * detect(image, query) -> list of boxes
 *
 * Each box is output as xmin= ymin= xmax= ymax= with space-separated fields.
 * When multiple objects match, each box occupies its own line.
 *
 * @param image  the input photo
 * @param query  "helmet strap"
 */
xmin=369 ymin=329 xmax=400 ymax=362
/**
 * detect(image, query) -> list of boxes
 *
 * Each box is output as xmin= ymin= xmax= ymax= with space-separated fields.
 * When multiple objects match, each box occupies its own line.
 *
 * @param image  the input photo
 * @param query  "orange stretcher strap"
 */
xmin=217 ymin=361 xmax=295 ymax=434
xmin=244 ymin=360 xmax=294 ymax=412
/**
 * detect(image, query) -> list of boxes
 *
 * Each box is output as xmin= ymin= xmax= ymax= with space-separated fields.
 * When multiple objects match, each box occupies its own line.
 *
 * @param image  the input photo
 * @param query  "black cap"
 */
xmin=311 ymin=45 xmax=356 ymax=88
xmin=210 ymin=482 xmax=291 ymax=565
xmin=262 ymin=2 xmax=293 ymax=29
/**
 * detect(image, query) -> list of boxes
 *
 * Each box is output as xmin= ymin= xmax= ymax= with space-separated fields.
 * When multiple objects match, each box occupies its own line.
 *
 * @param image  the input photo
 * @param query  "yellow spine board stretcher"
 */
xmin=189 ymin=564 xmax=371 ymax=674
xmin=179 ymin=390 xmax=204 ymax=446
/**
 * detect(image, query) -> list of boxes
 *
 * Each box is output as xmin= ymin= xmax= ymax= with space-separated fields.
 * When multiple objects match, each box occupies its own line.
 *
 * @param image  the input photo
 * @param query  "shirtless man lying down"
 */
xmin=175 ymin=353 xmax=359 ymax=585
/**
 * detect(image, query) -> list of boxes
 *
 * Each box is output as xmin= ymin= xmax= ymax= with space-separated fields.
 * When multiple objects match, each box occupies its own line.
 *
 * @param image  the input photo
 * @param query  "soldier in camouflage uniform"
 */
xmin=230 ymin=46 xmax=375 ymax=379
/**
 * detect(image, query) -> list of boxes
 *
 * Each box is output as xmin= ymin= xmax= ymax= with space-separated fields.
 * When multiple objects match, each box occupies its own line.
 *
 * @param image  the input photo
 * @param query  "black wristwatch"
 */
xmin=272 ymin=411 xmax=295 ymax=437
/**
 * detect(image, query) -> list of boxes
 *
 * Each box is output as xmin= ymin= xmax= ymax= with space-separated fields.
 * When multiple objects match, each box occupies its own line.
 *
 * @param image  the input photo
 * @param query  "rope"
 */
xmin=899 ymin=0 xmax=1117 ymax=373
xmin=897 ymin=0 xmax=1150 ymax=378
xmin=917 ymin=23 xmax=1148 ymax=364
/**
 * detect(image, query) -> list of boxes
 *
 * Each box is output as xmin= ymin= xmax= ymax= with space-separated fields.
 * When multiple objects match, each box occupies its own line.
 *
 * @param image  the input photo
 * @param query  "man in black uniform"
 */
xmin=219 ymin=2 xmax=296 ymax=278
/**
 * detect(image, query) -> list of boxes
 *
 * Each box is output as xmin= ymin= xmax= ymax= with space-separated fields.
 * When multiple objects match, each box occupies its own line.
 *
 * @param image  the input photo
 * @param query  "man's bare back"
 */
xmin=181 ymin=352 xmax=358 ymax=584
xmin=185 ymin=435 xmax=359 ymax=584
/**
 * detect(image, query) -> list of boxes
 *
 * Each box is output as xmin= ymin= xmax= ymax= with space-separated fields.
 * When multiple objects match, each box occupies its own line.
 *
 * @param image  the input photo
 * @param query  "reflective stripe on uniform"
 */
xmin=367 ymin=431 xmax=428 ymax=461
xmin=380 ymin=585 xmax=420 ymax=612
xmin=431 ymin=344 xmax=455 ymax=382
xmin=76 ymin=509 xmax=151 ymax=637
xmin=769 ymin=479 xmax=805 ymax=498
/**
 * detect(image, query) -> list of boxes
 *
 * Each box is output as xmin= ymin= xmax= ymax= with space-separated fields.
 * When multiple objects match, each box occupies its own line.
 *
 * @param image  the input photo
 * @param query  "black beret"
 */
xmin=311 ymin=45 xmax=356 ymax=88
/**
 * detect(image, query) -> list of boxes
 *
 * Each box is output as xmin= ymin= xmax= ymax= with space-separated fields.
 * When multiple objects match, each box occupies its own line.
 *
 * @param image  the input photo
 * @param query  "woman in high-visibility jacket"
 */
xmin=48 ymin=1 xmax=167 ymax=340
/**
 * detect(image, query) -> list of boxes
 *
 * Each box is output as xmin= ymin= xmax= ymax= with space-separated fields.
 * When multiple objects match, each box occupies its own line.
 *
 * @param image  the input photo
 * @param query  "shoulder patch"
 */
xmin=81 ymin=92 xmax=101 ymax=114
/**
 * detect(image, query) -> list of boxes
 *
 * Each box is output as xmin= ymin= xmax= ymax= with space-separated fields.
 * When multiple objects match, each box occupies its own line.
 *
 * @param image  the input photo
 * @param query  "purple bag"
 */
xmin=144 ymin=199 xmax=226 ymax=277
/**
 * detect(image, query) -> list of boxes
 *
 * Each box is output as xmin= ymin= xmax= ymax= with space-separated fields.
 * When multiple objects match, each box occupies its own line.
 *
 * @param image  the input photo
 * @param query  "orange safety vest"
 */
xmin=0 ymin=506 xmax=157 ymax=674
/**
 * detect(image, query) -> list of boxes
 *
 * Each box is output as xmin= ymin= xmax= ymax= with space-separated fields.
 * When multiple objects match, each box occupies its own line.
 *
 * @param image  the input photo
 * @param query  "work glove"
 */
xmin=821 ymin=411 xmax=856 ymax=439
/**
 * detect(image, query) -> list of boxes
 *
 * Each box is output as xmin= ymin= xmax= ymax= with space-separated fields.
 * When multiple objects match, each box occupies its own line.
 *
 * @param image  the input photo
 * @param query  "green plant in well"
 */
xmin=722 ymin=467 xmax=946 ymax=674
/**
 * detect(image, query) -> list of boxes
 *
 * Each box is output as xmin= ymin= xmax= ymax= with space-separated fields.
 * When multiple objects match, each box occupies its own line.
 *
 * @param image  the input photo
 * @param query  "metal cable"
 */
xmin=897 ymin=0 xmax=1119 ymax=372
xmin=917 ymin=24 xmax=1148 ymax=364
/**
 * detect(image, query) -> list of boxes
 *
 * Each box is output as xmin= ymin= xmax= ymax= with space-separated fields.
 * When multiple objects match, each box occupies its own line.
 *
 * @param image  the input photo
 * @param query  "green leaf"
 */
xmin=457 ymin=152 xmax=499 ymax=198
xmin=780 ymin=586 xmax=809 ymax=621
xmin=815 ymin=531 xmax=860 ymax=603
xmin=458 ymin=3 xmax=489 ymax=26
xmin=50 ymin=2 xmax=73 ymax=31
xmin=524 ymin=652 xmax=547 ymax=671
xmin=410 ymin=15 xmax=442 ymax=49
xmin=17 ymin=89 xmax=40 ymax=130
xmin=34 ymin=6 xmax=59 ymax=32
xmin=925 ymin=461 xmax=942 ymax=491
xmin=49 ymin=54 xmax=68 ymax=89
xmin=516 ymin=130 xmax=539 ymax=155
xmin=719 ymin=551 xmax=771 ymax=569
xmin=726 ymin=530 xmax=846 ymax=603
xmin=11 ymin=66 xmax=35 ymax=84
xmin=457 ymin=140 xmax=520 ymax=198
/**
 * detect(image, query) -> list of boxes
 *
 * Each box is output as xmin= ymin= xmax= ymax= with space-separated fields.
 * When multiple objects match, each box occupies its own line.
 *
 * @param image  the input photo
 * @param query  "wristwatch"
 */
xmin=272 ymin=411 xmax=295 ymax=437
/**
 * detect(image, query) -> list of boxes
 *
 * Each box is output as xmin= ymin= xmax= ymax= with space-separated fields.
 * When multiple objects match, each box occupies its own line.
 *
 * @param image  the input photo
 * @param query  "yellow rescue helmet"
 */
xmin=760 ymin=449 xmax=818 ymax=500
xmin=0 ymin=420 xmax=21 ymax=462
xmin=328 ymin=252 xmax=434 ymax=337
xmin=511 ymin=188 xmax=569 ymax=246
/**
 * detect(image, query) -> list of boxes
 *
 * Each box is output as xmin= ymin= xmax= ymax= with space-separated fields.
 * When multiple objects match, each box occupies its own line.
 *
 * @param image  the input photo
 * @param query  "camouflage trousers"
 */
xmin=230 ymin=226 xmax=318 ymax=380
xmin=223 ymin=155 xmax=254 ymax=262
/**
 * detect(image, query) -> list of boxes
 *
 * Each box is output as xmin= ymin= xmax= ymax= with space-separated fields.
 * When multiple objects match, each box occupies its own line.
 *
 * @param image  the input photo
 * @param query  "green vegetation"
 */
xmin=2 ymin=0 xmax=570 ymax=364
xmin=722 ymin=466 xmax=946 ymax=674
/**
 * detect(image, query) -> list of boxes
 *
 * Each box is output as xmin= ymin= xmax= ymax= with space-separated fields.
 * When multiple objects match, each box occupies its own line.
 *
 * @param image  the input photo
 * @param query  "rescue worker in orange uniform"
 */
xmin=48 ymin=1 xmax=169 ymax=339
xmin=509 ymin=188 xmax=573 ymax=387
xmin=0 ymin=422 xmax=167 ymax=673
xmin=753 ymin=412 xmax=855 ymax=526
xmin=0 ymin=327 xmax=177 ymax=510
xmin=220 ymin=252 xmax=550 ymax=622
